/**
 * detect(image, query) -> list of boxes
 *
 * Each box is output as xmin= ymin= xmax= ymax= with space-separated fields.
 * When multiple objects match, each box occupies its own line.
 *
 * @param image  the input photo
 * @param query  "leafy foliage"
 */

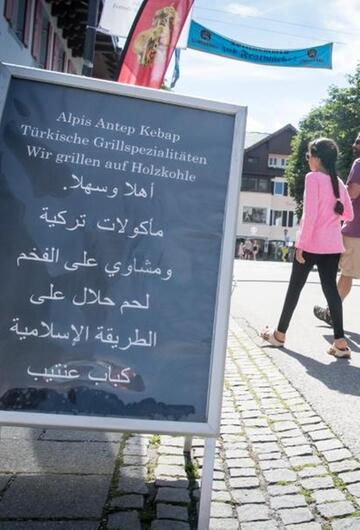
xmin=285 ymin=64 xmax=360 ymax=215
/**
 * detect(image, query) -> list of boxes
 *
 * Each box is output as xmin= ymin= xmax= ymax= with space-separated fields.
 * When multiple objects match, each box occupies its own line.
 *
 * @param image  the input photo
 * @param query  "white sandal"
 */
xmin=260 ymin=327 xmax=285 ymax=347
xmin=327 ymin=344 xmax=351 ymax=359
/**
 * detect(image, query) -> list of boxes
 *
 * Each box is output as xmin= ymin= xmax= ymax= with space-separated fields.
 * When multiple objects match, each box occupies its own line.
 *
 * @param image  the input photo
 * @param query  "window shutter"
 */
xmin=271 ymin=181 xmax=274 ymax=195
xmin=282 ymin=211 xmax=287 ymax=227
xmin=270 ymin=210 xmax=273 ymax=226
xmin=68 ymin=61 xmax=76 ymax=74
xmin=50 ymin=26 xmax=57 ymax=69
xmin=23 ymin=0 xmax=33 ymax=47
xmin=31 ymin=0 xmax=42 ymax=60
xmin=284 ymin=183 xmax=288 ymax=196
xmin=4 ymin=0 xmax=15 ymax=21
xmin=288 ymin=212 xmax=294 ymax=227
xmin=60 ymin=51 xmax=66 ymax=72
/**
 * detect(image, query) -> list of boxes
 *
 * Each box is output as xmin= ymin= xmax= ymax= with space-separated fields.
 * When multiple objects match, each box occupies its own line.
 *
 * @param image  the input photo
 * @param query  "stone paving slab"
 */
xmin=0 ymin=427 xmax=43 ymax=440
xmin=0 ymin=521 xmax=99 ymax=530
xmin=317 ymin=500 xmax=355 ymax=518
xmin=0 ymin=475 xmax=110 ymax=518
xmin=0 ymin=478 xmax=9 ymax=493
xmin=286 ymin=524 xmax=322 ymax=530
xmin=0 ymin=440 xmax=117 ymax=474
xmin=241 ymin=522 xmax=278 ymax=530
xmin=151 ymin=521 xmax=190 ymax=530
xmin=157 ymin=503 xmax=188 ymax=520
xmin=111 ymin=493 xmax=144 ymax=509
xmin=108 ymin=510 xmax=141 ymax=530
xmin=40 ymin=429 xmax=123 ymax=443
xmin=332 ymin=519 xmax=360 ymax=530
xmin=209 ymin=519 xmax=239 ymax=530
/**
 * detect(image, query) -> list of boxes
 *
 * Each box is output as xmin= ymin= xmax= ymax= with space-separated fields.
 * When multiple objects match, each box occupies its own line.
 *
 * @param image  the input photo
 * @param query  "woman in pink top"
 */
xmin=261 ymin=138 xmax=353 ymax=358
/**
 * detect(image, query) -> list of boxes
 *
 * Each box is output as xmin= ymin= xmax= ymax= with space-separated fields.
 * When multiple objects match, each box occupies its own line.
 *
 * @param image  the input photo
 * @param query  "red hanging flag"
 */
xmin=117 ymin=0 xmax=194 ymax=88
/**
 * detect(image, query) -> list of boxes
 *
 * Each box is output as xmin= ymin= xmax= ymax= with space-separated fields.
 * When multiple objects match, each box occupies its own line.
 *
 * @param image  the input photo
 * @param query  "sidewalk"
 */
xmin=1 ymin=319 xmax=360 ymax=529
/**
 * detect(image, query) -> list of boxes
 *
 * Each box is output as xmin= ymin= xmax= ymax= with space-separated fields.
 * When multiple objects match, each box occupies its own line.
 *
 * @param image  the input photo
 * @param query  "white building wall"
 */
xmin=0 ymin=0 xmax=36 ymax=67
xmin=0 ymin=0 xmax=83 ymax=73
xmin=237 ymin=190 xmax=298 ymax=243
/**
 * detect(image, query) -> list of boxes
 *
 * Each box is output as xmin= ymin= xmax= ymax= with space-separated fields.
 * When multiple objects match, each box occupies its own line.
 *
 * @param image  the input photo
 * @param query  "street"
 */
xmin=232 ymin=259 xmax=360 ymax=458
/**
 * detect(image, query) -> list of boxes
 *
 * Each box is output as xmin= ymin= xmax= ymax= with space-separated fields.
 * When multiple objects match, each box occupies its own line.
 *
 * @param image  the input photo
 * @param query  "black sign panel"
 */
xmin=0 ymin=77 xmax=235 ymax=423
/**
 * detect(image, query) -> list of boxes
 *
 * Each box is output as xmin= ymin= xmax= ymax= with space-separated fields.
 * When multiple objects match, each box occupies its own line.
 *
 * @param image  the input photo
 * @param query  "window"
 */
xmin=4 ymin=0 xmax=32 ymax=46
xmin=268 ymin=155 xmax=289 ymax=168
xmin=32 ymin=0 xmax=50 ymax=67
xmin=3 ymin=0 xmax=13 ymax=21
xmin=45 ymin=25 xmax=54 ymax=69
xmin=272 ymin=210 xmax=282 ymax=226
xmin=243 ymin=207 xmax=267 ymax=224
xmin=67 ymin=61 xmax=77 ymax=74
xmin=288 ymin=212 xmax=294 ymax=227
xmin=258 ymin=178 xmax=269 ymax=193
xmin=268 ymin=156 xmax=279 ymax=168
xmin=247 ymin=156 xmax=258 ymax=165
xmin=52 ymin=33 xmax=65 ymax=71
xmin=272 ymin=181 xmax=289 ymax=196
xmin=241 ymin=176 xmax=257 ymax=192
xmin=273 ymin=182 xmax=285 ymax=195
xmin=270 ymin=210 xmax=296 ymax=227
xmin=241 ymin=176 xmax=271 ymax=193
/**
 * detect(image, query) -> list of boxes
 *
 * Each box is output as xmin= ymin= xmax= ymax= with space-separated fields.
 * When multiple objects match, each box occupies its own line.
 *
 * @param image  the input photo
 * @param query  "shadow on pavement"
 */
xmin=281 ymin=346 xmax=360 ymax=397
xmin=314 ymin=324 xmax=360 ymax=353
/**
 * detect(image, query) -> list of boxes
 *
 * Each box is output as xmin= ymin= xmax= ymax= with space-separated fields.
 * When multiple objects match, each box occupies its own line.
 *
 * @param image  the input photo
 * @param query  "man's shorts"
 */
xmin=340 ymin=235 xmax=360 ymax=278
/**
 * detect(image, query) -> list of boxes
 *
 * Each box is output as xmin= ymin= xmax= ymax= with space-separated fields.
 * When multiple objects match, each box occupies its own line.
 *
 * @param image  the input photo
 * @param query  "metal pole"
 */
xmin=198 ymin=437 xmax=216 ymax=530
xmin=183 ymin=436 xmax=192 ymax=453
xmin=82 ymin=0 xmax=100 ymax=77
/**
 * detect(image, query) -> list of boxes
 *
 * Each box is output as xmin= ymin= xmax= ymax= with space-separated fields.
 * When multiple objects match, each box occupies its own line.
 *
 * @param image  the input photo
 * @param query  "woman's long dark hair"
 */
xmin=308 ymin=138 xmax=344 ymax=215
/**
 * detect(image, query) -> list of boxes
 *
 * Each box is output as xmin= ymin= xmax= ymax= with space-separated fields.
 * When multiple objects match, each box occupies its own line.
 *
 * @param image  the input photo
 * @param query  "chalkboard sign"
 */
xmin=0 ymin=64 xmax=246 ymax=435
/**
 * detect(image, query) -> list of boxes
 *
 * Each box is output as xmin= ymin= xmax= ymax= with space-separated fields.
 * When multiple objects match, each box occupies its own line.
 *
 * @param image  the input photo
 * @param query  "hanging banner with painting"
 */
xmin=99 ymin=0 xmax=192 ymax=48
xmin=117 ymin=0 xmax=194 ymax=88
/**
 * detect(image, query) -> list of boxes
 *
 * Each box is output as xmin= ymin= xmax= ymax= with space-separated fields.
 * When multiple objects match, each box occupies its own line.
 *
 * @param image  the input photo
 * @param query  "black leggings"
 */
xmin=277 ymin=252 xmax=344 ymax=339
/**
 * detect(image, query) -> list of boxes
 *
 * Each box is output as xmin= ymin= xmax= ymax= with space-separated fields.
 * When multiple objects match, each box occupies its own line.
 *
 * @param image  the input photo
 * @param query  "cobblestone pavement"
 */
xmin=2 ymin=318 xmax=360 ymax=529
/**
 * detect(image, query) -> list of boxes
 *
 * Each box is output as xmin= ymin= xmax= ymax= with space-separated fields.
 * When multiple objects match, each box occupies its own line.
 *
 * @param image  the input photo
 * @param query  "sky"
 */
xmin=168 ymin=0 xmax=360 ymax=134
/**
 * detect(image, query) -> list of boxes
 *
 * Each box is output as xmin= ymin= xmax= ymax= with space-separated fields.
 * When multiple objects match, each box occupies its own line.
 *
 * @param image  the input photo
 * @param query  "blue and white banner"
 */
xmin=188 ymin=20 xmax=333 ymax=69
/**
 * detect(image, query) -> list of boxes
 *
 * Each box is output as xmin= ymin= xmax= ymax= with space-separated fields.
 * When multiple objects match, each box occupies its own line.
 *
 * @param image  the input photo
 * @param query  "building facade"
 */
xmin=237 ymin=124 xmax=298 ymax=259
xmin=0 ymin=0 xmax=119 ymax=79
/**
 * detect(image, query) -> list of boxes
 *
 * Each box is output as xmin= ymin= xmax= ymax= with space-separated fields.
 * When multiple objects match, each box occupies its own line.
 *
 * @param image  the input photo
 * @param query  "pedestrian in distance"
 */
xmin=281 ymin=245 xmax=289 ymax=262
xmin=314 ymin=132 xmax=360 ymax=326
xmin=244 ymin=238 xmax=253 ymax=260
xmin=252 ymin=240 xmax=259 ymax=260
xmin=260 ymin=138 xmax=354 ymax=358
xmin=237 ymin=241 xmax=245 ymax=259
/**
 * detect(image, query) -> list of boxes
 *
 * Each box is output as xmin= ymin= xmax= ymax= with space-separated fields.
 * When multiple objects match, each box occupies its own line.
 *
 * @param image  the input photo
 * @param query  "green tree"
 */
xmin=286 ymin=64 xmax=360 ymax=216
